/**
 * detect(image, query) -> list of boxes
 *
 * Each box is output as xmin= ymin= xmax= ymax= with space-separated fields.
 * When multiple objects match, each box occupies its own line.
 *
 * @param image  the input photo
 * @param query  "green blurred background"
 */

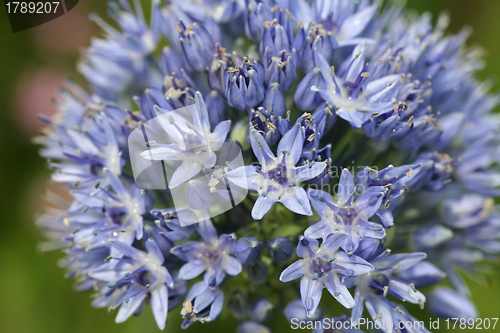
xmin=0 ymin=1 xmax=499 ymax=332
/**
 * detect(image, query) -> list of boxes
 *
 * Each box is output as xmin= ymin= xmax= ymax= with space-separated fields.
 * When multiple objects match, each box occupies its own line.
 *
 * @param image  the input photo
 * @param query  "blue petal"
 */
xmin=325 ymin=273 xmax=354 ymax=308
xmin=179 ymin=260 xmax=207 ymax=280
xmin=252 ymin=194 xmax=278 ymax=220
xmin=249 ymin=129 xmax=276 ymax=167
xmin=280 ymin=187 xmax=313 ymax=216
xmin=226 ymin=165 xmax=262 ymax=191
xmin=278 ymin=123 xmax=304 ymax=166
xmin=280 ymin=260 xmax=305 ymax=282
xmin=150 ymin=285 xmax=168 ymax=330
xmin=223 ymin=256 xmax=242 ymax=276
xmin=300 ymin=277 xmax=323 ymax=317
xmin=338 ymin=169 xmax=355 ymax=205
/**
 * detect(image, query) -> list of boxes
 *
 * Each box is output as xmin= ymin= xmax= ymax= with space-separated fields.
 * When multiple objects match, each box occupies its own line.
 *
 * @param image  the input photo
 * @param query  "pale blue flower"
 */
xmin=227 ymin=124 xmax=326 ymax=219
xmin=280 ymin=235 xmax=373 ymax=316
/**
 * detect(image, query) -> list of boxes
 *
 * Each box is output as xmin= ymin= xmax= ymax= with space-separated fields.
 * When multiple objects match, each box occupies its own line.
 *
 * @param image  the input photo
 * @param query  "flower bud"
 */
xmin=266 ymin=237 xmax=294 ymax=262
xmin=225 ymin=58 xmax=265 ymax=110
xmin=228 ymin=291 xmax=249 ymax=319
xmin=428 ymin=287 xmax=477 ymax=319
xmin=262 ymin=83 xmax=286 ymax=119
xmin=294 ymin=66 xmax=326 ymax=111
xmin=204 ymin=91 xmax=227 ymax=130
xmin=245 ymin=0 xmax=272 ymax=41
xmin=246 ymin=259 xmax=268 ymax=284
xmin=250 ymin=299 xmax=273 ymax=323
xmin=235 ymin=237 xmax=264 ymax=265
xmin=178 ymin=21 xmax=215 ymax=72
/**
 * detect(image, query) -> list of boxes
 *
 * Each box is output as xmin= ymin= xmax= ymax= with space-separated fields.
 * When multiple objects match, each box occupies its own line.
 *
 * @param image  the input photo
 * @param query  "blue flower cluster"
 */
xmin=36 ymin=0 xmax=500 ymax=332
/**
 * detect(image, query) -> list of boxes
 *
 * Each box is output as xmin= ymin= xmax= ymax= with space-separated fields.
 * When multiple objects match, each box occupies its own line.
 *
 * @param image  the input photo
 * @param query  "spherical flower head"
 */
xmin=280 ymin=234 xmax=373 ymax=317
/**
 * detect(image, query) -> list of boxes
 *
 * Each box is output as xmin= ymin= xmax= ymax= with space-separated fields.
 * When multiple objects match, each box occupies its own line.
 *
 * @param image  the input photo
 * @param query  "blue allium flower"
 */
xmin=35 ymin=0 xmax=500 ymax=330
xmin=90 ymin=240 xmax=174 ymax=329
xmin=227 ymin=124 xmax=326 ymax=219
xmin=280 ymin=235 xmax=373 ymax=316
xmin=140 ymin=95 xmax=232 ymax=188
xmin=348 ymin=246 xmax=429 ymax=332
xmin=79 ymin=0 xmax=163 ymax=101
xmin=180 ymin=281 xmax=224 ymax=328
xmin=171 ymin=220 xmax=242 ymax=287
xmin=305 ymin=169 xmax=387 ymax=254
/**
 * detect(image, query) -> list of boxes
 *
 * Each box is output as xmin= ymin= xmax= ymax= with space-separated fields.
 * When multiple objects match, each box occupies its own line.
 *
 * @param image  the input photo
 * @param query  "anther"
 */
xmin=395 ymin=306 xmax=405 ymax=315
xmin=407 ymin=116 xmax=414 ymax=127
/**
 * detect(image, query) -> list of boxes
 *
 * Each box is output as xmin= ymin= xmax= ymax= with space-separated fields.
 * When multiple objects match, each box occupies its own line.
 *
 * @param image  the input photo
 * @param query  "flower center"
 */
xmin=335 ymin=207 xmax=359 ymax=226
xmin=265 ymin=164 xmax=289 ymax=186
xmin=312 ymin=256 xmax=333 ymax=278
xmin=202 ymin=246 xmax=222 ymax=266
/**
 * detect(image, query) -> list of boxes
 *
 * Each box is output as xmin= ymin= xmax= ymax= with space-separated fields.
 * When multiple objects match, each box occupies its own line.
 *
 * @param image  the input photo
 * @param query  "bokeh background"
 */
xmin=0 ymin=1 xmax=500 ymax=332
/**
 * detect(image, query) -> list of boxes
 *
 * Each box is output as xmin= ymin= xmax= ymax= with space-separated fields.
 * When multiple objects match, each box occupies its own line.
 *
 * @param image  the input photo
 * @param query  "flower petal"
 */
xmin=280 ymin=187 xmax=312 ymax=216
xmin=280 ymin=260 xmax=305 ymax=282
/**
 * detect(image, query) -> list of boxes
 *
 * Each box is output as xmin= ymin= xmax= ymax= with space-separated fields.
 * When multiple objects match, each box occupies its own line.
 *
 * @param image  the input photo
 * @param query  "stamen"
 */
xmin=395 ymin=306 xmax=405 ymax=315
xmin=407 ymin=116 xmax=414 ymax=126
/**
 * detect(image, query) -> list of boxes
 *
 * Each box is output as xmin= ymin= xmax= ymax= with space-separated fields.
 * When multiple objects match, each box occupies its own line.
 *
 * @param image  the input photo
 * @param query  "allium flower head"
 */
xmin=34 ymin=0 xmax=500 ymax=330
